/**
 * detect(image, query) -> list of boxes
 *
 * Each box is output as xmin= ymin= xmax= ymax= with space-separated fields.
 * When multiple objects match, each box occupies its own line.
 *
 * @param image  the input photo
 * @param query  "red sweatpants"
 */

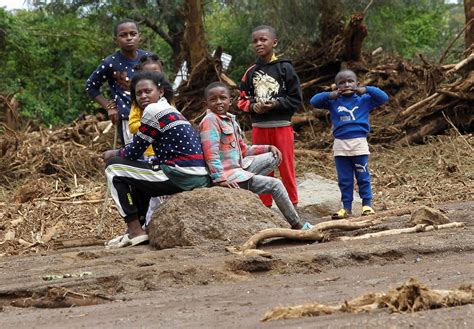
xmin=251 ymin=126 xmax=298 ymax=206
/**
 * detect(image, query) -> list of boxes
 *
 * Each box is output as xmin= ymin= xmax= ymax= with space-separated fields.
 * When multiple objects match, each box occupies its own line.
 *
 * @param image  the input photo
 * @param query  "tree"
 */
xmin=182 ymin=0 xmax=209 ymax=70
xmin=319 ymin=0 xmax=344 ymax=44
xmin=465 ymin=0 xmax=474 ymax=48
xmin=129 ymin=0 xmax=186 ymax=69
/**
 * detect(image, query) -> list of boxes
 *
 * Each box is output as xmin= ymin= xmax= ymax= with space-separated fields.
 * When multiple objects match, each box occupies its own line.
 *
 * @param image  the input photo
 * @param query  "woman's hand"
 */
xmin=103 ymin=150 xmax=117 ymax=163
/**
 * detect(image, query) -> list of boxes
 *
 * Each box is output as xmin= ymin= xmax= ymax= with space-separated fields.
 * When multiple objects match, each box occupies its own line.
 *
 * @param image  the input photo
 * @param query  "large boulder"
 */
xmin=148 ymin=187 xmax=288 ymax=249
xmin=296 ymin=173 xmax=362 ymax=217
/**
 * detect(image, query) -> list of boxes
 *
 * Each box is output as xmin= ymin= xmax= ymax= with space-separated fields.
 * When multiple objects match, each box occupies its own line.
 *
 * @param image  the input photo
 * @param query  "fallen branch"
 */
xmin=447 ymin=50 xmax=474 ymax=74
xmin=227 ymin=208 xmax=415 ymax=257
xmin=54 ymin=238 xmax=106 ymax=249
xmin=33 ymin=192 xmax=89 ymax=202
xmin=230 ymin=218 xmax=382 ymax=254
xmin=337 ymin=222 xmax=465 ymax=241
xmin=10 ymin=287 xmax=112 ymax=308
xmin=49 ymin=199 xmax=104 ymax=205
xmin=300 ymin=74 xmax=334 ymax=90
xmin=400 ymin=92 xmax=439 ymax=117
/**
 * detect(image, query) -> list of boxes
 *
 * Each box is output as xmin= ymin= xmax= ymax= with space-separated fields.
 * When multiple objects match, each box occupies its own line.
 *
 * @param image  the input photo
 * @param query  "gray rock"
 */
xmin=296 ymin=173 xmax=362 ymax=217
xmin=409 ymin=206 xmax=451 ymax=226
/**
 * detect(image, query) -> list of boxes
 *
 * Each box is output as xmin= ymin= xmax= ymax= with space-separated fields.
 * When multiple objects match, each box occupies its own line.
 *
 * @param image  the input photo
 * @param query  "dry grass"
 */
xmin=0 ymin=116 xmax=473 ymax=257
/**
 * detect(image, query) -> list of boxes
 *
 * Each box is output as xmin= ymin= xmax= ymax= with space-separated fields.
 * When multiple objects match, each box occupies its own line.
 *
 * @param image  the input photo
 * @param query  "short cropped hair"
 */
xmin=252 ymin=25 xmax=277 ymax=39
xmin=335 ymin=69 xmax=358 ymax=83
xmin=114 ymin=19 xmax=139 ymax=36
xmin=204 ymin=82 xmax=230 ymax=98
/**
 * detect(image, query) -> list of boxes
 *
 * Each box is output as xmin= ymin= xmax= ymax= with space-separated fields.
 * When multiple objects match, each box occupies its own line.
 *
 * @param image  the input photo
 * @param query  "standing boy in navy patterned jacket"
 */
xmin=86 ymin=19 xmax=150 ymax=145
xmin=238 ymin=25 xmax=302 ymax=208
xmin=310 ymin=69 xmax=388 ymax=219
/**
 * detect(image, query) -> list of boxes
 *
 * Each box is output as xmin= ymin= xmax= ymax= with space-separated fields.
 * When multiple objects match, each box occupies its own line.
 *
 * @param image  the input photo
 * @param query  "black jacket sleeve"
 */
xmin=275 ymin=62 xmax=302 ymax=113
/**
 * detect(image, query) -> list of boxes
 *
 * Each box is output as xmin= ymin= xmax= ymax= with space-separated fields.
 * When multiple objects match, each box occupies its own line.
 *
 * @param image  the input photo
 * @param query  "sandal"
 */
xmin=362 ymin=206 xmax=375 ymax=216
xmin=105 ymin=234 xmax=130 ymax=249
xmin=105 ymin=234 xmax=149 ymax=249
xmin=129 ymin=234 xmax=149 ymax=246
xmin=331 ymin=208 xmax=352 ymax=220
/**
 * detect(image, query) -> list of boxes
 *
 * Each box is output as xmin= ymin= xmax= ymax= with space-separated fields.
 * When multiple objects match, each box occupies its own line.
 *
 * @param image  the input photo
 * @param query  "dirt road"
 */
xmin=0 ymin=201 xmax=473 ymax=328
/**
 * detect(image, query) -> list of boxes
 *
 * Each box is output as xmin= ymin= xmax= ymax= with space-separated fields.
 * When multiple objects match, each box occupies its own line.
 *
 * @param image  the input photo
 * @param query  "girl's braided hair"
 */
xmin=134 ymin=53 xmax=164 ymax=71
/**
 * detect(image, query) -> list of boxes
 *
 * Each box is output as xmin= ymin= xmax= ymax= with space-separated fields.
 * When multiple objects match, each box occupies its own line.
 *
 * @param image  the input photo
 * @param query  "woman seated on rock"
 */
xmin=102 ymin=71 xmax=210 ymax=248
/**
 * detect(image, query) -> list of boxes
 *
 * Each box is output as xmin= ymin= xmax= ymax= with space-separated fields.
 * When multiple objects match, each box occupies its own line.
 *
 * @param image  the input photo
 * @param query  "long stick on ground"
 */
xmin=337 ymin=222 xmax=465 ymax=241
xmin=96 ymin=125 xmax=118 ymax=236
xmin=235 ymin=217 xmax=383 ymax=252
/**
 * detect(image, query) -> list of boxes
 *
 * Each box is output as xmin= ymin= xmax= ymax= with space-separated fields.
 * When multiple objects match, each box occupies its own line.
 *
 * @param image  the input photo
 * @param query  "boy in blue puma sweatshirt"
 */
xmin=310 ymin=69 xmax=388 ymax=219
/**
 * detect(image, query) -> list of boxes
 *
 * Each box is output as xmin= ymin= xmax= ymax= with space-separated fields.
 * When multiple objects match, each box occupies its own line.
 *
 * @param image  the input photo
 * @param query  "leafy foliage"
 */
xmin=0 ymin=0 xmax=466 ymax=126
xmin=0 ymin=7 xmax=110 ymax=125
xmin=364 ymin=0 xmax=464 ymax=60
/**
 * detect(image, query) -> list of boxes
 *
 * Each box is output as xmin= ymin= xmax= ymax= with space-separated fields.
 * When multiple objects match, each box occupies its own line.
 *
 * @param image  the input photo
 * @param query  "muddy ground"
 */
xmin=0 ymin=126 xmax=473 ymax=328
xmin=0 ymin=200 xmax=473 ymax=328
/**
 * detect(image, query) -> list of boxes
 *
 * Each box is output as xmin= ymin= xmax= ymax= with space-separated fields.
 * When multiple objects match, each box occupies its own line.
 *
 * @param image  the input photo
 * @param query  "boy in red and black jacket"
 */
xmin=238 ymin=25 xmax=302 ymax=207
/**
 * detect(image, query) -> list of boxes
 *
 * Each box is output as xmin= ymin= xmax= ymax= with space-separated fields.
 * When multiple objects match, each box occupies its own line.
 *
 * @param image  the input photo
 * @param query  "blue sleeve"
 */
xmin=310 ymin=92 xmax=332 ymax=109
xmin=85 ymin=57 xmax=112 ymax=99
xmin=364 ymin=86 xmax=389 ymax=109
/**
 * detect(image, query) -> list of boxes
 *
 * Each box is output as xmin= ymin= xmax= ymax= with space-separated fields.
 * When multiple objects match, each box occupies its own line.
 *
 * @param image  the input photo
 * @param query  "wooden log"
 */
xmin=54 ymin=238 xmax=106 ymax=249
xmin=436 ymin=89 xmax=474 ymax=101
xmin=300 ymin=74 xmax=334 ymax=90
xmin=400 ymin=93 xmax=439 ymax=117
xmin=235 ymin=218 xmax=383 ymax=252
xmin=337 ymin=222 xmax=465 ymax=241
xmin=291 ymin=112 xmax=316 ymax=129
xmin=447 ymin=51 xmax=474 ymax=74
xmin=399 ymin=115 xmax=449 ymax=145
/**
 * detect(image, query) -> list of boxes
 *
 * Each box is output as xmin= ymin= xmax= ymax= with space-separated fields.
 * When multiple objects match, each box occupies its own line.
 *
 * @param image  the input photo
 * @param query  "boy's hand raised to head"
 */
xmin=216 ymin=181 xmax=240 ymax=189
xmin=355 ymin=86 xmax=366 ymax=95
xmin=329 ymin=91 xmax=339 ymax=99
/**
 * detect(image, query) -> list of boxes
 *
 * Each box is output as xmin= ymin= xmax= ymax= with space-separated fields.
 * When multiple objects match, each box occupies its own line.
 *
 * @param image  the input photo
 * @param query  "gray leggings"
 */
xmin=239 ymin=153 xmax=301 ymax=228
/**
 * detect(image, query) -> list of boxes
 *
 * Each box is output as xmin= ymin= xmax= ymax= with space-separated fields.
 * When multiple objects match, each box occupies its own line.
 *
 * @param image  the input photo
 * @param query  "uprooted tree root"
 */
xmin=226 ymin=207 xmax=465 ymax=258
xmin=261 ymin=278 xmax=473 ymax=322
